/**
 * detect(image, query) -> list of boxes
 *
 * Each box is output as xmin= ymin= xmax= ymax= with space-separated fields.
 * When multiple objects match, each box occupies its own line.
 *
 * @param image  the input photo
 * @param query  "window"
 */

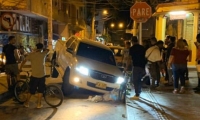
xmin=66 ymin=37 xmax=75 ymax=48
xmin=68 ymin=41 xmax=77 ymax=52
xmin=77 ymin=42 xmax=116 ymax=65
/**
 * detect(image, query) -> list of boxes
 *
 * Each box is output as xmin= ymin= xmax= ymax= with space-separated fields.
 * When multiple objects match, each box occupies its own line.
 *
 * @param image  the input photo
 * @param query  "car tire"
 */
xmin=61 ymin=68 xmax=74 ymax=96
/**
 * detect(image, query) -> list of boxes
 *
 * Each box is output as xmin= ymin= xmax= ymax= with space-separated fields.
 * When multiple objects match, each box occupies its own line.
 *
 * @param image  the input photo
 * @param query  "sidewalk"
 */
xmin=126 ymin=68 xmax=200 ymax=120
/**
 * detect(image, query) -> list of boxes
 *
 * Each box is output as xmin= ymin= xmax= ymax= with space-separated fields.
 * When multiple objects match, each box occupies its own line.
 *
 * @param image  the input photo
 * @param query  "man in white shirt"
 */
xmin=145 ymin=40 xmax=164 ymax=89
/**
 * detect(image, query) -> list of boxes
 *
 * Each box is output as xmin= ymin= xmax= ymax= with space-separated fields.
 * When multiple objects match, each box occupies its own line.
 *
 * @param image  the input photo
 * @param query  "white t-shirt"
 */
xmin=145 ymin=45 xmax=162 ymax=62
xmin=26 ymin=50 xmax=49 ymax=78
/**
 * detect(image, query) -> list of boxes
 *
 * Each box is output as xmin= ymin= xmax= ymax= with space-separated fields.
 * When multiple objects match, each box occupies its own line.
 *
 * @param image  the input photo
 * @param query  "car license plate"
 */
xmin=95 ymin=82 xmax=107 ymax=89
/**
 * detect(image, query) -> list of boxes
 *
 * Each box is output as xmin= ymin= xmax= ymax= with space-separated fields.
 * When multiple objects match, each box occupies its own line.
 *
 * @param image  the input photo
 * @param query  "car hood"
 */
xmin=76 ymin=56 xmax=123 ymax=76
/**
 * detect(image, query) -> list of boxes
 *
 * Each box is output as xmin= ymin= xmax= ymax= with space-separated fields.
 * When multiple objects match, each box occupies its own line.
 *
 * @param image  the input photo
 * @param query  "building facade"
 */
xmin=153 ymin=0 xmax=200 ymax=66
xmin=0 ymin=0 xmax=89 ymax=50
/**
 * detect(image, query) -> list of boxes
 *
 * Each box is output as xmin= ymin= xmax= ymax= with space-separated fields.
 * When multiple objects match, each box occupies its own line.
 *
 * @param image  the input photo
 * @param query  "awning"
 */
xmin=152 ymin=10 xmax=200 ymax=17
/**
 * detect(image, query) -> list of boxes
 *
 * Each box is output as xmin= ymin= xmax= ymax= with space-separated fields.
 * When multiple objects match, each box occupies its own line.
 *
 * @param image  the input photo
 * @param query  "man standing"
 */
xmin=20 ymin=43 xmax=49 ymax=108
xmin=2 ymin=36 xmax=20 ymax=90
xmin=125 ymin=36 xmax=146 ymax=100
xmin=146 ymin=41 xmax=164 ymax=89
xmin=194 ymin=33 xmax=200 ymax=92
xmin=165 ymin=36 xmax=175 ymax=85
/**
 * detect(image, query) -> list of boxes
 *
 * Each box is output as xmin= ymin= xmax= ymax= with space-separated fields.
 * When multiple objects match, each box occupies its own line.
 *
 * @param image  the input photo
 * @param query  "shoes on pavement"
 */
xmin=179 ymin=87 xmax=185 ymax=94
xmin=36 ymin=104 xmax=43 ymax=109
xmin=130 ymin=95 xmax=139 ymax=100
xmin=173 ymin=89 xmax=178 ymax=94
xmin=24 ymin=103 xmax=29 ymax=108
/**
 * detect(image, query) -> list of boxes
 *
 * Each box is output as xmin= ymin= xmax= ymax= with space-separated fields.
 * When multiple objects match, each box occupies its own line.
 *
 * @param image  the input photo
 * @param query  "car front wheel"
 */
xmin=61 ymin=68 xmax=74 ymax=96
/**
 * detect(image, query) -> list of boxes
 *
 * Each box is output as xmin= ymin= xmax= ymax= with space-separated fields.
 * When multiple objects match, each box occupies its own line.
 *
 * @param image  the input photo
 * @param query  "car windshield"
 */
xmin=76 ymin=42 xmax=116 ymax=66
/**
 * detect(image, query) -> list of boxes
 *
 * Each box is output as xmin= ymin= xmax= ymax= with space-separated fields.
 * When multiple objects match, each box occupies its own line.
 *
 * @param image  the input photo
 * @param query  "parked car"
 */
xmin=51 ymin=36 xmax=125 ymax=96
xmin=108 ymin=46 xmax=124 ymax=66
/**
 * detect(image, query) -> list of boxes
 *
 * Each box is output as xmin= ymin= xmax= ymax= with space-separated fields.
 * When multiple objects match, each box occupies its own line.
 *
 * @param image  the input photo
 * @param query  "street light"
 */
xmin=110 ymin=23 xmax=115 ymax=28
xmin=103 ymin=10 xmax=108 ymax=15
xmin=118 ymin=23 xmax=124 ymax=28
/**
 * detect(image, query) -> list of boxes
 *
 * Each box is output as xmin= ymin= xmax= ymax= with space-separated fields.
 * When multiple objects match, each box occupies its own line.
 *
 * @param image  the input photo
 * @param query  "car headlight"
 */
xmin=76 ymin=66 xmax=89 ymax=76
xmin=116 ymin=77 xmax=125 ymax=84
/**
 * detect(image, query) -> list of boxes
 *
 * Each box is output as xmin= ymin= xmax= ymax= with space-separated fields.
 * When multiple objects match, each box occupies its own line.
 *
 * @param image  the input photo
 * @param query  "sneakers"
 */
xmin=173 ymin=87 xmax=185 ymax=94
xmin=23 ymin=103 xmax=29 ymax=108
xmin=179 ymin=87 xmax=185 ymax=94
xmin=173 ymin=89 xmax=178 ymax=94
xmin=130 ymin=95 xmax=139 ymax=100
xmin=36 ymin=104 xmax=43 ymax=109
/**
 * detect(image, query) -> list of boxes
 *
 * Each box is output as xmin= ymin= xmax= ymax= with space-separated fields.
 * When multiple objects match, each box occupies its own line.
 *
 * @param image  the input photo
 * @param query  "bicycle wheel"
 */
xmin=14 ymin=80 xmax=29 ymax=103
xmin=44 ymin=84 xmax=64 ymax=107
xmin=118 ymin=84 xmax=126 ymax=104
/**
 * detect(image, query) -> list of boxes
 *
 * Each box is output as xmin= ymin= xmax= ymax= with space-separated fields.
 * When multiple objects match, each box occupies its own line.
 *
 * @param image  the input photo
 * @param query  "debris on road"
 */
xmin=87 ymin=88 xmax=119 ymax=102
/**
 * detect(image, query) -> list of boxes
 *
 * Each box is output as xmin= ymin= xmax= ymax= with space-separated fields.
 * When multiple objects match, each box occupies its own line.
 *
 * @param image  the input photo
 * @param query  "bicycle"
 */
xmin=14 ymin=71 xmax=64 ymax=107
xmin=118 ymin=71 xmax=132 ymax=103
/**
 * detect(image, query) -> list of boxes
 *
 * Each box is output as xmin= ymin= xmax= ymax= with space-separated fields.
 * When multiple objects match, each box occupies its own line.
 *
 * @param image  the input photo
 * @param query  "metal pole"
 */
xmin=139 ymin=22 xmax=142 ymax=45
xmin=91 ymin=4 xmax=95 ymax=40
xmin=48 ymin=0 xmax=52 ymax=50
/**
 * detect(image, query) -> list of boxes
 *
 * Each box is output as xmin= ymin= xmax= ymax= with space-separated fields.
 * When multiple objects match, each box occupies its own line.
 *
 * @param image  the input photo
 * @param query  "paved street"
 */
xmin=0 ymin=90 xmax=126 ymax=120
xmin=1 ymin=63 xmax=200 ymax=120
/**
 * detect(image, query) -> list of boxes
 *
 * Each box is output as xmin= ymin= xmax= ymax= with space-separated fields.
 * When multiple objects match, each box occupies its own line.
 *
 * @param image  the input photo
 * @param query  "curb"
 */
xmin=0 ymin=91 xmax=13 ymax=103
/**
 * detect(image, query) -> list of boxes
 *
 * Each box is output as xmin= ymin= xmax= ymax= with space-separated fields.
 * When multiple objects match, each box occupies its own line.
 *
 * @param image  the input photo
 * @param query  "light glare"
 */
xmin=169 ymin=11 xmax=186 ymax=15
xmin=116 ymin=77 xmax=124 ymax=84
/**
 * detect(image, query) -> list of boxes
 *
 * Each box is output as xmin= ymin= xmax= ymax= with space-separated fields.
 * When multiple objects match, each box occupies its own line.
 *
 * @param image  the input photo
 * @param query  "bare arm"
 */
xmin=19 ymin=59 xmax=27 ymax=71
xmin=14 ymin=49 xmax=20 ymax=62
xmin=167 ymin=55 xmax=174 ymax=68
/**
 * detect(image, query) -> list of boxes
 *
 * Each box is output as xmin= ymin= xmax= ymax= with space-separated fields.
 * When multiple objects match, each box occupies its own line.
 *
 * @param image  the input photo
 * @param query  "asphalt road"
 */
xmin=0 ymin=84 xmax=127 ymax=120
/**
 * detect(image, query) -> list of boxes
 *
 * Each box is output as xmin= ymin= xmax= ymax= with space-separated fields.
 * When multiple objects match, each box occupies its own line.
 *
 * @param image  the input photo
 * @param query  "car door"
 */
xmin=58 ymin=36 xmax=75 ymax=70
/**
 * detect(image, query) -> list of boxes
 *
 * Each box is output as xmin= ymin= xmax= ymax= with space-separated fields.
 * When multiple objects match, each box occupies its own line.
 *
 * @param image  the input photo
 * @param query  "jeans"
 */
xmin=132 ymin=66 xmax=145 ymax=96
xmin=172 ymin=64 xmax=187 ymax=89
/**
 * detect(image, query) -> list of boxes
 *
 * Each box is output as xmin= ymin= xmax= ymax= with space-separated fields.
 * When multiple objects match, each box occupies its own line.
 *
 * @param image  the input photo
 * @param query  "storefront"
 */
xmin=0 ymin=12 xmax=43 ymax=50
xmin=153 ymin=1 xmax=200 ymax=66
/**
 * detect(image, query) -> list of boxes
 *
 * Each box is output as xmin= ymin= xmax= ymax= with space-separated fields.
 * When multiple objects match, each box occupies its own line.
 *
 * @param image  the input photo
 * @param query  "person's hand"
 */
xmin=167 ymin=63 xmax=171 ymax=69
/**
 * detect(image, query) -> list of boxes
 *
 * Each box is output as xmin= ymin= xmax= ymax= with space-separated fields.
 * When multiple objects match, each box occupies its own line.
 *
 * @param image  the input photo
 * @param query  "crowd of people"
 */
xmin=122 ymin=34 xmax=200 ymax=99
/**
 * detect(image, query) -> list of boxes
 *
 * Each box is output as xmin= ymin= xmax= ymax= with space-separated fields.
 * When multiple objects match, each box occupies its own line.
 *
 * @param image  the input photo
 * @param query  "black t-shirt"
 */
xmin=3 ymin=44 xmax=17 ymax=64
xmin=129 ymin=44 xmax=146 ymax=68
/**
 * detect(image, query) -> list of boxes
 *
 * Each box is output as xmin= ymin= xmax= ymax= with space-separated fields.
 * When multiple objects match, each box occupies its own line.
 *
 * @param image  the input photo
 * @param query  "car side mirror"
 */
xmin=66 ymin=48 xmax=74 ymax=54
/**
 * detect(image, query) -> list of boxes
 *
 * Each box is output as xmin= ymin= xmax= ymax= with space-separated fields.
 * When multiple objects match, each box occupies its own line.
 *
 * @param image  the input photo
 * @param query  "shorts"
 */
xmin=29 ymin=76 xmax=46 ymax=94
xmin=5 ymin=64 xmax=19 ymax=75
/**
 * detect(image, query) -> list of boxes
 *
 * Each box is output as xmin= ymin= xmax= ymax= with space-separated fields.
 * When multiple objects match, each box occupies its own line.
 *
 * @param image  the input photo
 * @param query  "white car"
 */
xmin=52 ymin=36 xmax=124 ymax=95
